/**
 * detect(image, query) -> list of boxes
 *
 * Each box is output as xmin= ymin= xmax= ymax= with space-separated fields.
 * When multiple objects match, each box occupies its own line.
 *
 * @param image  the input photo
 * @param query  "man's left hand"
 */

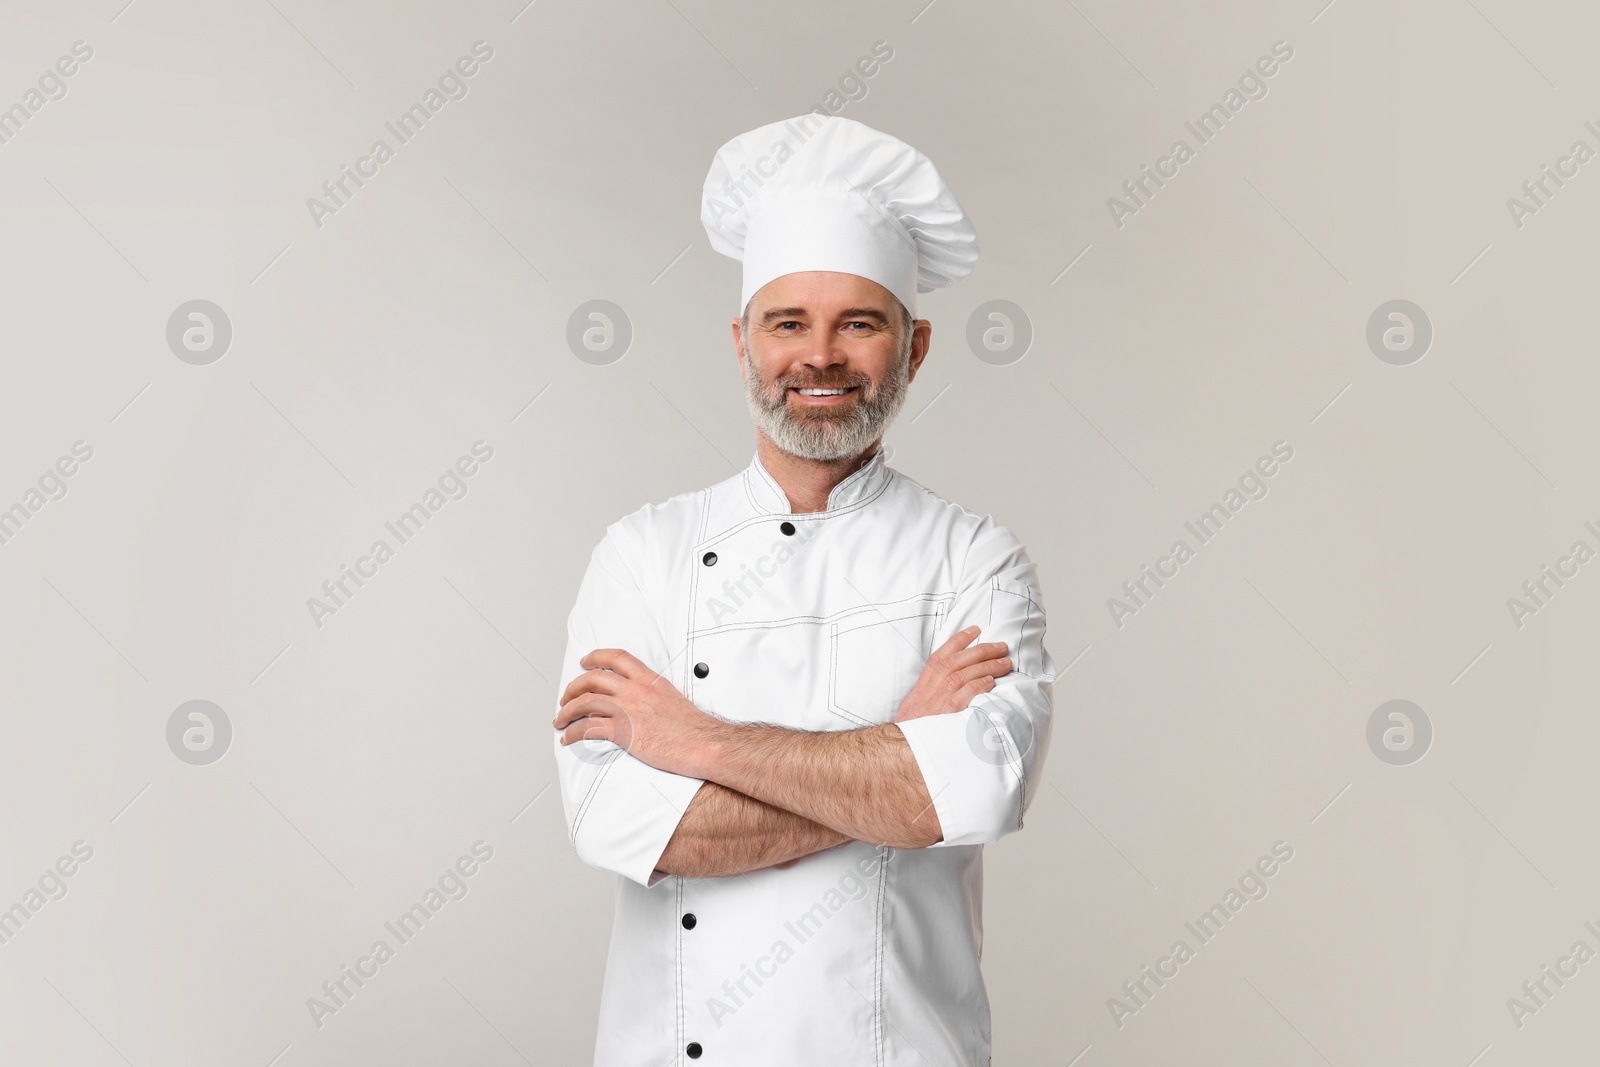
xmin=554 ymin=649 xmax=718 ymax=778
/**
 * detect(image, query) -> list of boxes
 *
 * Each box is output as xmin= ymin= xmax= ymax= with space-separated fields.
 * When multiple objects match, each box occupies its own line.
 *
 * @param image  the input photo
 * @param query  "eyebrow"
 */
xmin=759 ymin=306 xmax=892 ymax=326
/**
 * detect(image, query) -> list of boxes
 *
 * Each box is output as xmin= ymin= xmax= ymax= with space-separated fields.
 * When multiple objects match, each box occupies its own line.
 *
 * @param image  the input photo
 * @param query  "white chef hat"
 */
xmin=701 ymin=114 xmax=979 ymax=316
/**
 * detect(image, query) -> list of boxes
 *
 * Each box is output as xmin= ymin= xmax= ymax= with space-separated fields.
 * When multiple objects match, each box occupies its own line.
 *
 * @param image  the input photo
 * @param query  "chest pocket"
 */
xmin=828 ymin=595 xmax=953 ymax=727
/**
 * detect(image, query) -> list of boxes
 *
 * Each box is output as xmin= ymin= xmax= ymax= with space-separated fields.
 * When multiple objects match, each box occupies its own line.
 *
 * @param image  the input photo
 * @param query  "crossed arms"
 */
xmin=553 ymin=629 xmax=1011 ymax=878
xmin=551 ymin=521 xmax=1054 ymax=887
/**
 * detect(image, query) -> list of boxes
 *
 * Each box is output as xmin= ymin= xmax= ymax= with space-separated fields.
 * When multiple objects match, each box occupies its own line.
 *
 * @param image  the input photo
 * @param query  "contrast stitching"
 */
xmin=689 ymin=593 xmax=956 ymax=639
xmin=697 ymin=486 xmax=713 ymax=541
xmin=829 ymin=454 xmax=884 ymax=509
xmin=835 ymin=608 xmax=948 ymax=638
xmin=696 ymin=473 xmax=895 ymax=550
xmin=1017 ymin=584 xmax=1041 ymax=829
xmin=676 ymin=877 xmax=685 ymax=1064
xmin=931 ymin=602 xmax=950 ymax=654
xmin=991 ymin=586 xmax=1037 ymax=679
xmin=979 ymin=577 xmax=1030 ymax=811
xmin=683 ymin=490 xmax=710 ymax=698
xmin=1023 ymin=585 xmax=1038 ymax=678
xmin=741 ymin=467 xmax=763 ymax=513
xmin=827 ymin=611 xmax=949 ymax=725
xmin=827 ymin=622 xmax=876 ymax=728
xmin=1014 ymin=586 xmax=1032 ymax=678
xmin=873 ymin=845 xmax=891 ymax=1066
xmin=976 ymin=701 xmax=1028 ymax=831
xmin=569 ymin=747 xmax=622 ymax=844
xmin=750 ymin=458 xmax=787 ymax=512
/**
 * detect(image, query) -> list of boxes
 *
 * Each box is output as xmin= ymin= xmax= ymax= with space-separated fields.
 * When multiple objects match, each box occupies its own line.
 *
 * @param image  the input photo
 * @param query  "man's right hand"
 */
xmin=892 ymin=626 xmax=1011 ymax=724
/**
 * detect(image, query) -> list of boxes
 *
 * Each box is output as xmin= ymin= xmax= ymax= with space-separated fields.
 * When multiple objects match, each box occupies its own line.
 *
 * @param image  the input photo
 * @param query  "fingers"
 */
xmin=943 ymin=640 xmax=1010 ymax=672
xmin=954 ymin=656 xmax=1012 ymax=687
xmin=950 ymin=676 xmax=998 ymax=708
xmin=936 ymin=657 xmax=1010 ymax=714
xmin=559 ymin=667 xmax=625 ymax=706
xmin=558 ymin=716 xmax=614 ymax=747
xmin=552 ymin=692 xmax=619 ymax=730
xmin=579 ymin=648 xmax=654 ymax=680
xmin=900 ymin=628 xmax=1013 ymax=720
xmin=931 ymin=626 xmax=981 ymax=660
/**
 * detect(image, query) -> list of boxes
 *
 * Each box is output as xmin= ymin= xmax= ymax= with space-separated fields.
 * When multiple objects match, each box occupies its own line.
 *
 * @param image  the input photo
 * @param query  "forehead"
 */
xmin=747 ymin=271 xmax=897 ymax=317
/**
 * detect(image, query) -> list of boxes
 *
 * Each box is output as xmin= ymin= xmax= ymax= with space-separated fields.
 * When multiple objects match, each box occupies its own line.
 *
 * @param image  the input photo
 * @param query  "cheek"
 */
xmin=763 ymin=352 xmax=812 ymax=385
xmin=857 ymin=349 xmax=901 ymax=387
xmin=753 ymin=358 xmax=784 ymax=387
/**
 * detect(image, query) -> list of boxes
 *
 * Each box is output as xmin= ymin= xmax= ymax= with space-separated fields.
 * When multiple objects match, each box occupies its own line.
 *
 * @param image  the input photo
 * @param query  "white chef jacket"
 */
xmin=554 ymin=446 xmax=1055 ymax=1067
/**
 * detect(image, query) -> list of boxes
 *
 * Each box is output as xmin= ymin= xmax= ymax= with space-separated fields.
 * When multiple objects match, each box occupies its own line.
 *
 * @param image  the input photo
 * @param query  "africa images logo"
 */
xmin=1106 ymin=39 xmax=1295 ymax=229
xmin=1106 ymin=840 xmax=1295 ymax=1028
xmin=305 ymin=441 xmax=495 ymax=629
xmin=305 ymin=41 xmax=495 ymax=229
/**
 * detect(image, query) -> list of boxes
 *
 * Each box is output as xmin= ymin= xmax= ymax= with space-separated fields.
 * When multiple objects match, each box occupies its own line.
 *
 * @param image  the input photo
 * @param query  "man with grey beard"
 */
xmin=739 ymin=288 xmax=914 ymax=463
xmin=551 ymin=114 xmax=1055 ymax=1066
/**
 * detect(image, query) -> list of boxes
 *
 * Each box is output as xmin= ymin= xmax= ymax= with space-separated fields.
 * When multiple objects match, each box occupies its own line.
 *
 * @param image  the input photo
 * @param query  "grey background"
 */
xmin=1 ymin=0 xmax=1595 ymax=1063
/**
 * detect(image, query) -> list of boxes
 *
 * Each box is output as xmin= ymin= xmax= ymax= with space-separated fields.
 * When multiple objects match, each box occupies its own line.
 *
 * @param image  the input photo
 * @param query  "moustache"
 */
xmin=771 ymin=371 xmax=873 ymax=391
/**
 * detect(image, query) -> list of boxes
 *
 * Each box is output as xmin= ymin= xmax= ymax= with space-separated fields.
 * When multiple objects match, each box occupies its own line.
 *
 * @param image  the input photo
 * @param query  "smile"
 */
xmin=790 ymin=385 xmax=864 ymax=398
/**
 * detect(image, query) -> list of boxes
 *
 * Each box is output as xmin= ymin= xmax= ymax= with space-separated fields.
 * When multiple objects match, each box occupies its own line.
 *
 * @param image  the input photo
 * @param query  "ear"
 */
xmin=731 ymin=317 xmax=749 ymax=379
xmin=906 ymin=319 xmax=933 ymax=382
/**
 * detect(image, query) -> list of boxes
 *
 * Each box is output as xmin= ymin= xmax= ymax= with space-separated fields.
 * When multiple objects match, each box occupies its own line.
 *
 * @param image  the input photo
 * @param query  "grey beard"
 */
xmin=743 ymin=337 xmax=913 ymax=462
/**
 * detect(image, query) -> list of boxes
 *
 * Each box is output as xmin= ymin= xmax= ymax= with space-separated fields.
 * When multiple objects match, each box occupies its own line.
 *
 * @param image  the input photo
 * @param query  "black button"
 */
xmin=693 ymin=662 xmax=709 ymax=679
xmin=702 ymin=551 xmax=717 ymax=566
xmin=682 ymin=913 xmax=696 ymax=929
xmin=687 ymin=1043 xmax=702 ymax=1059
xmin=780 ymin=521 xmax=796 ymax=536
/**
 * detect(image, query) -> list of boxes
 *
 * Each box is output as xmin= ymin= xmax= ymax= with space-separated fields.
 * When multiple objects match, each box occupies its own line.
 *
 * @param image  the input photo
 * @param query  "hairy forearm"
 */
xmin=655 ymin=780 xmax=851 ymax=879
xmin=697 ymin=722 xmax=942 ymax=849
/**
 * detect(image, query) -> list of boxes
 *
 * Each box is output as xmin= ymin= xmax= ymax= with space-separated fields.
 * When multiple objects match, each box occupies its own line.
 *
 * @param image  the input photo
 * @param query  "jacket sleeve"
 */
xmin=553 ymin=527 xmax=705 ymax=888
xmin=890 ymin=518 xmax=1056 ymax=847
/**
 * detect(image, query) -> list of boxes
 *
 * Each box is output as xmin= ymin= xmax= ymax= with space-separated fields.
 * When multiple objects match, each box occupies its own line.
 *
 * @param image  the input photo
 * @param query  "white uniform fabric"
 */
xmin=701 ymin=113 xmax=980 ymax=315
xmin=554 ymin=447 xmax=1055 ymax=1066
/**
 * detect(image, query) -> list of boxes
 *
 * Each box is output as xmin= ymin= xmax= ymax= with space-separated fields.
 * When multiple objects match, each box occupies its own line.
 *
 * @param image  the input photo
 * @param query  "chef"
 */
xmin=552 ymin=112 xmax=1056 ymax=1066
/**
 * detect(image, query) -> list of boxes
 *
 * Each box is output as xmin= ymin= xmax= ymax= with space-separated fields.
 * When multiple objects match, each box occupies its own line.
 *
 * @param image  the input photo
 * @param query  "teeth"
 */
xmin=796 ymin=388 xmax=849 ymax=395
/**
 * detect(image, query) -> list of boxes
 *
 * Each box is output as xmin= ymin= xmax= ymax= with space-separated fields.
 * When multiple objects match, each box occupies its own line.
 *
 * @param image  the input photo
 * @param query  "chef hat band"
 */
xmin=741 ymin=189 xmax=920 ymax=316
xmin=701 ymin=114 xmax=979 ymax=319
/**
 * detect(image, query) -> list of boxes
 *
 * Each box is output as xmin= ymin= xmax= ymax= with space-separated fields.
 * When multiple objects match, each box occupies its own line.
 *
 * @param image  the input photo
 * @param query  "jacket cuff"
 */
xmin=890 ymin=704 xmax=1026 ymax=847
xmin=563 ymin=740 xmax=706 ymax=888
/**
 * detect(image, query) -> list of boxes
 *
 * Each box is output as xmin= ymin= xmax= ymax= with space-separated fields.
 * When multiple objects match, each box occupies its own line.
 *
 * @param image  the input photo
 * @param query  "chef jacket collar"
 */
xmin=745 ymin=444 xmax=892 ymax=515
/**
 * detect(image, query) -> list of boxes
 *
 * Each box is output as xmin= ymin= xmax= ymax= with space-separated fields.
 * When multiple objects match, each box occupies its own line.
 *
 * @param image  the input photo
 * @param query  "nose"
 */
xmin=797 ymin=328 xmax=846 ymax=372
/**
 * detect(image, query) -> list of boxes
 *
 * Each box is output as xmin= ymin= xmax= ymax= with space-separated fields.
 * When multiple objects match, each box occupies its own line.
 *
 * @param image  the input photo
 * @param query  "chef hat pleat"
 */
xmin=701 ymin=114 xmax=979 ymax=316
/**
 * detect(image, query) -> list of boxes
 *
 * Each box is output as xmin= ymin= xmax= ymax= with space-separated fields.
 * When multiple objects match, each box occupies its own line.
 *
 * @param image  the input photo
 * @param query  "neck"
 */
xmin=755 ymin=432 xmax=880 ymax=514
